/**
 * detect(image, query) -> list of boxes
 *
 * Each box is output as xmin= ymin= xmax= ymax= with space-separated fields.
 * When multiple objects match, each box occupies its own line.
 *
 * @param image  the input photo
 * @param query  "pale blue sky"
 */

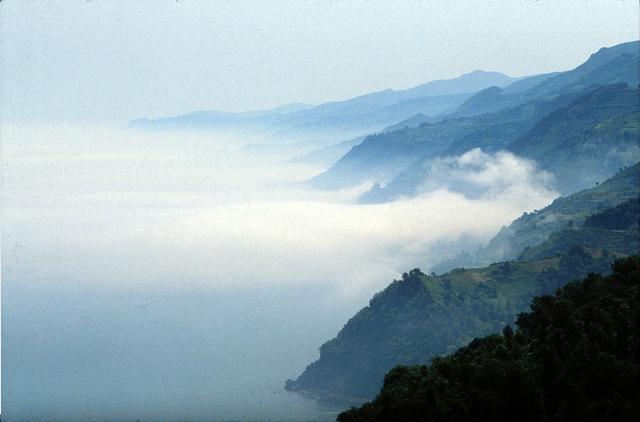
xmin=2 ymin=0 xmax=639 ymax=123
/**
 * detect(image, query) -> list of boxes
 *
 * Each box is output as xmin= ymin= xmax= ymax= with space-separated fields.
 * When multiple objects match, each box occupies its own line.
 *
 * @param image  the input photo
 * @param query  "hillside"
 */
xmin=518 ymin=197 xmax=639 ymax=261
xmin=311 ymin=84 xmax=589 ymax=190
xmin=433 ymin=163 xmax=639 ymax=273
xmin=338 ymin=256 xmax=640 ymax=422
xmin=451 ymin=40 xmax=639 ymax=118
xmin=286 ymin=246 xmax=629 ymax=401
xmin=310 ymin=87 xmax=585 ymax=190
xmin=360 ymin=81 xmax=639 ymax=202
xmin=508 ymin=83 xmax=640 ymax=193
xmin=285 ymin=168 xmax=639 ymax=402
xmin=289 ymin=109 xmax=438 ymax=167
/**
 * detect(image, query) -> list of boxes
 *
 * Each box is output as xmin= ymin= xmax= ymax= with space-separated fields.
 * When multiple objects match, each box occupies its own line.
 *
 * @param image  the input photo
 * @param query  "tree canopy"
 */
xmin=338 ymin=256 xmax=640 ymax=422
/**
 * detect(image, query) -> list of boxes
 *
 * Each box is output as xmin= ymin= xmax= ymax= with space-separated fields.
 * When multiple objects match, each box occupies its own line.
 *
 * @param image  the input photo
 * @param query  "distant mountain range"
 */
xmin=129 ymin=70 xmax=520 ymax=141
xmin=285 ymin=163 xmax=640 ymax=403
xmin=311 ymin=40 xmax=639 ymax=196
xmin=452 ymin=40 xmax=639 ymax=118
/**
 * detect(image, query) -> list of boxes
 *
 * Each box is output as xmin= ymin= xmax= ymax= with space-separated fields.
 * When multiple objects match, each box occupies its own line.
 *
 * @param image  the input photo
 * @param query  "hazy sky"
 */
xmin=2 ymin=0 xmax=639 ymax=123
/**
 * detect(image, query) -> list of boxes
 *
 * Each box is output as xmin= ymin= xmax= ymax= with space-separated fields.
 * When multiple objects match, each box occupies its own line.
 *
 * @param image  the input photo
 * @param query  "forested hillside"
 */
xmin=286 ymin=167 xmax=639 ymax=402
xmin=433 ymin=163 xmax=639 ymax=273
xmin=338 ymin=256 xmax=640 ymax=422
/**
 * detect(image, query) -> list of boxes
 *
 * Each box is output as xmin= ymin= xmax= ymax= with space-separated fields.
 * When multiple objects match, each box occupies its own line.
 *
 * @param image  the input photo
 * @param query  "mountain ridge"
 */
xmin=312 ymin=40 xmax=639 ymax=193
xmin=128 ymin=71 xmax=520 ymax=141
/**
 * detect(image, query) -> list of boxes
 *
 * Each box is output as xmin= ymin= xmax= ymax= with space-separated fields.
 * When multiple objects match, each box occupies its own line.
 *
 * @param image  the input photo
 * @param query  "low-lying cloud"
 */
xmin=2 ymin=125 xmax=560 ymax=421
xmin=3 ymin=127 xmax=559 ymax=299
xmin=417 ymin=148 xmax=555 ymax=200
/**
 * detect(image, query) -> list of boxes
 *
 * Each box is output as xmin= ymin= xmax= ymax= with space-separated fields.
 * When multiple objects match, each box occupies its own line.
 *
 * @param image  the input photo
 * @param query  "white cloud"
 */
xmin=416 ymin=148 xmax=555 ymax=200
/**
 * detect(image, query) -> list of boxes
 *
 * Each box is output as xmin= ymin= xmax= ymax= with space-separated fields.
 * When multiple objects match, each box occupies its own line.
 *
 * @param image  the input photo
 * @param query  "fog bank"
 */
xmin=2 ymin=125 xmax=558 ymax=420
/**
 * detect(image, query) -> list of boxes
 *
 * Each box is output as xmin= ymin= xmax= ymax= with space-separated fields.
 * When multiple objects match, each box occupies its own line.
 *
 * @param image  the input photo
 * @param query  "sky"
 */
xmin=1 ymin=0 xmax=639 ymax=124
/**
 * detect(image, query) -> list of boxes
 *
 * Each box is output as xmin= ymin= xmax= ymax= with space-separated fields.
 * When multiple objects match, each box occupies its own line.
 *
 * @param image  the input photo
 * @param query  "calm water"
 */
xmin=2 ymin=279 xmax=353 ymax=421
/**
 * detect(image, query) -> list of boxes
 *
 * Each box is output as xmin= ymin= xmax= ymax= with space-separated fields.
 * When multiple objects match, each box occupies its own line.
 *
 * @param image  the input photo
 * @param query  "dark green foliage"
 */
xmin=288 ymin=169 xmax=639 ymax=403
xmin=285 ymin=268 xmax=520 ymax=400
xmin=584 ymin=197 xmax=640 ymax=230
xmin=338 ymin=257 xmax=640 ymax=422
xmin=285 ymin=246 xmax=623 ymax=401
xmin=519 ymin=197 xmax=640 ymax=262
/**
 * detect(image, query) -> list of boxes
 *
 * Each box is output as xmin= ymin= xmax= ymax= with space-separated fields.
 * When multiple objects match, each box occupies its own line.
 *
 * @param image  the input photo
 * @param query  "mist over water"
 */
xmin=1 ymin=126 xmax=558 ymax=421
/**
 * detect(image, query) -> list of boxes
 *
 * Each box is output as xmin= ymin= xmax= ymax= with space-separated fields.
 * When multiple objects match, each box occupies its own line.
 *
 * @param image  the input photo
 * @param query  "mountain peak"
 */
xmin=463 ymin=69 xmax=510 ymax=77
xmin=582 ymin=39 xmax=639 ymax=70
xmin=401 ymin=70 xmax=516 ymax=99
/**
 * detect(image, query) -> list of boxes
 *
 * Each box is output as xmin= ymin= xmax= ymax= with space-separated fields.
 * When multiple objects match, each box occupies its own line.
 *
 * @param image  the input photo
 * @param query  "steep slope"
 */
xmin=383 ymin=113 xmax=434 ymax=131
xmin=286 ymin=168 xmax=639 ymax=402
xmin=338 ymin=256 xmax=640 ymax=422
xmin=286 ymin=247 xmax=630 ymax=402
xmin=433 ymin=163 xmax=639 ymax=273
xmin=452 ymin=40 xmax=639 ymax=118
xmin=311 ymin=88 xmax=584 ymax=189
xmin=508 ymin=83 xmax=640 ymax=193
xmin=519 ymin=197 xmax=639 ymax=261
xmin=288 ymin=136 xmax=366 ymax=166
xmin=360 ymin=82 xmax=639 ymax=202
xmin=289 ymin=107 xmax=442 ymax=167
